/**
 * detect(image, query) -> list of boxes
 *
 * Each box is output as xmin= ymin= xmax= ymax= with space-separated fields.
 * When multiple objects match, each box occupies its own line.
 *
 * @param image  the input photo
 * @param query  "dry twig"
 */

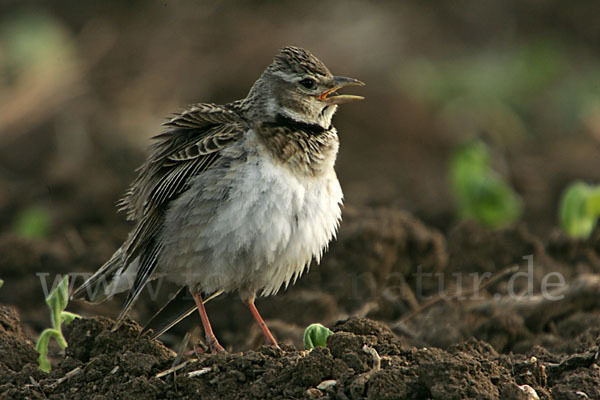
xmin=396 ymin=264 xmax=520 ymax=324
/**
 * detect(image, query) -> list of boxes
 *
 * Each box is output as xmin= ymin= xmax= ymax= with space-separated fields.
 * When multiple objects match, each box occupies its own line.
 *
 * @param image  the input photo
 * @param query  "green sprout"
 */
xmin=35 ymin=275 xmax=80 ymax=372
xmin=450 ymin=140 xmax=522 ymax=228
xmin=13 ymin=205 xmax=51 ymax=239
xmin=303 ymin=323 xmax=333 ymax=349
xmin=559 ymin=181 xmax=600 ymax=239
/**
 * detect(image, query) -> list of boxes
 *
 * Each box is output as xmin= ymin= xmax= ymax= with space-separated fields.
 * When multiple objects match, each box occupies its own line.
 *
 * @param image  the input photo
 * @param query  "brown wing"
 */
xmin=119 ymin=103 xmax=245 ymax=221
xmin=72 ymin=103 xmax=246 ymax=323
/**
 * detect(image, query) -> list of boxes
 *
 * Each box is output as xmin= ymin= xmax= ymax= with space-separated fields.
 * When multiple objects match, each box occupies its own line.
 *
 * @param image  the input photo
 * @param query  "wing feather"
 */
xmin=74 ymin=103 xmax=246 ymax=323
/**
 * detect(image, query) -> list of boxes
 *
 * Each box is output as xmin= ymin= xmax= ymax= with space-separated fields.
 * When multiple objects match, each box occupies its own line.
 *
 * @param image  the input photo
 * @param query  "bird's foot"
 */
xmin=264 ymin=337 xmax=280 ymax=349
xmin=246 ymin=299 xmax=280 ymax=349
xmin=206 ymin=336 xmax=226 ymax=354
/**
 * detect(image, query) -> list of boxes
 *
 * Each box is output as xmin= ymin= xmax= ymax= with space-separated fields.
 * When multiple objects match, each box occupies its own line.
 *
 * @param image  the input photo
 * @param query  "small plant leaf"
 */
xmin=559 ymin=181 xmax=600 ymax=239
xmin=450 ymin=141 xmax=522 ymax=228
xmin=35 ymin=329 xmax=64 ymax=373
xmin=12 ymin=205 xmax=51 ymax=239
xmin=46 ymin=275 xmax=70 ymax=328
xmin=303 ymin=323 xmax=334 ymax=349
xmin=50 ymin=275 xmax=70 ymax=312
xmin=36 ymin=275 xmax=80 ymax=372
xmin=61 ymin=311 xmax=81 ymax=325
xmin=0 ymin=279 xmax=3 ymax=289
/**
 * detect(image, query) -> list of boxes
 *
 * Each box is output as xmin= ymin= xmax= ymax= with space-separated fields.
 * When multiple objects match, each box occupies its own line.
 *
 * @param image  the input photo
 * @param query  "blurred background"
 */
xmin=2 ymin=0 xmax=600 ymax=241
xmin=2 ymin=0 xmax=600 ymax=239
xmin=1 ymin=0 xmax=600 ymax=348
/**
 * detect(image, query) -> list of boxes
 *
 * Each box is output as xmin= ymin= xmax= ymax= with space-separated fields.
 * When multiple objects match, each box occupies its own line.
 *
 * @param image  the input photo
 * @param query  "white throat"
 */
xmin=272 ymin=100 xmax=337 ymax=129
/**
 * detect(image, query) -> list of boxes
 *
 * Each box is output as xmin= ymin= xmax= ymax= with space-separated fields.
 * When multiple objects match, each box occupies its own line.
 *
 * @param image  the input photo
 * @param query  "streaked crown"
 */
xmin=268 ymin=46 xmax=332 ymax=79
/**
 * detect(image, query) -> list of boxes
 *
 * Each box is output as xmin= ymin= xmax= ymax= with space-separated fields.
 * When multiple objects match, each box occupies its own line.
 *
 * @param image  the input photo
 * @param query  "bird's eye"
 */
xmin=299 ymin=78 xmax=317 ymax=90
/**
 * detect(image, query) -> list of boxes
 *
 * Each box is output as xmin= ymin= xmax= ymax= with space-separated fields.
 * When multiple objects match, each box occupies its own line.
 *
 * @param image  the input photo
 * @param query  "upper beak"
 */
xmin=319 ymin=76 xmax=365 ymax=104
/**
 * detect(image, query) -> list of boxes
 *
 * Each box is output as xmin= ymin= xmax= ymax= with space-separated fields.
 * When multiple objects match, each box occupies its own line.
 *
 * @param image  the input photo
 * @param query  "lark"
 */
xmin=72 ymin=46 xmax=364 ymax=352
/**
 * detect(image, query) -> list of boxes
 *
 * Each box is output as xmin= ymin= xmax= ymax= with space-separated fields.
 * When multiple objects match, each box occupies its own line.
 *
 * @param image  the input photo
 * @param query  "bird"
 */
xmin=71 ymin=46 xmax=364 ymax=353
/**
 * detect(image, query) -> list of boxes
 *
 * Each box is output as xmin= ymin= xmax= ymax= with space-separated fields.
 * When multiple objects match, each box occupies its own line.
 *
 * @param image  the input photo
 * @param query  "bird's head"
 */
xmin=245 ymin=46 xmax=364 ymax=129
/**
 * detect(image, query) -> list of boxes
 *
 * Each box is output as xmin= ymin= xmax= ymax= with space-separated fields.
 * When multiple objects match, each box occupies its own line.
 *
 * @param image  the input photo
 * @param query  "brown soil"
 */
xmin=2 ymin=310 xmax=599 ymax=400
xmin=1 ymin=210 xmax=600 ymax=399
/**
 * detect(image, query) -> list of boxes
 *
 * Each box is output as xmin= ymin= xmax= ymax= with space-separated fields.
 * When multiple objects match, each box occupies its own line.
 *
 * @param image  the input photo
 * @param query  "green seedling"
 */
xmin=450 ymin=140 xmax=522 ymax=228
xmin=559 ymin=181 xmax=600 ymax=239
xmin=13 ymin=205 xmax=51 ymax=239
xmin=35 ymin=275 xmax=80 ymax=372
xmin=303 ymin=323 xmax=333 ymax=349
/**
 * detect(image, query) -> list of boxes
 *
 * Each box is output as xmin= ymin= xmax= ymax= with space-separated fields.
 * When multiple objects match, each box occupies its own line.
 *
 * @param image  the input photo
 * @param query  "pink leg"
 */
xmin=247 ymin=299 xmax=279 ymax=348
xmin=193 ymin=293 xmax=226 ymax=353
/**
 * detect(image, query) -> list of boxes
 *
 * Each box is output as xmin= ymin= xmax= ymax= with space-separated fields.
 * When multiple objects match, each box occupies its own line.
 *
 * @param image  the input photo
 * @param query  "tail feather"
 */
xmin=113 ymin=240 xmax=163 ymax=327
xmin=143 ymin=287 xmax=196 ymax=339
xmin=70 ymin=248 xmax=128 ymax=302
xmin=143 ymin=288 xmax=223 ymax=339
xmin=73 ymin=236 xmax=216 ymax=335
xmin=72 ymin=240 xmax=165 ymax=330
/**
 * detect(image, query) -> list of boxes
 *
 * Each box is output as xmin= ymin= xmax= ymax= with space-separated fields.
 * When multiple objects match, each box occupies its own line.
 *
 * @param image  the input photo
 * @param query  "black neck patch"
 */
xmin=268 ymin=113 xmax=327 ymax=136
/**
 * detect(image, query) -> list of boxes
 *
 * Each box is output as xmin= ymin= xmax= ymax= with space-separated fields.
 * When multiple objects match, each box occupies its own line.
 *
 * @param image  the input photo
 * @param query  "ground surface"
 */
xmin=1 ymin=209 xmax=600 ymax=399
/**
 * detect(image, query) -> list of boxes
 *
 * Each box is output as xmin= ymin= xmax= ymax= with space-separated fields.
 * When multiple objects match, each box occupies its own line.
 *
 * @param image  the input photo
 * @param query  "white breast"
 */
xmin=159 ymin=130 xmax=343 ymax=300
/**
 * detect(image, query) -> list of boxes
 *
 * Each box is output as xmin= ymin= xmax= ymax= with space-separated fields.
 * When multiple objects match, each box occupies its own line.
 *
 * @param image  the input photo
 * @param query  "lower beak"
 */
xmin=319 ymin=76 xmax=365 ymax=104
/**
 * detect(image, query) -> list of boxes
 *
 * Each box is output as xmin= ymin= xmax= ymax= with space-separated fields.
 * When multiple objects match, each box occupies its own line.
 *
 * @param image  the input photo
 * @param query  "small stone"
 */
xmin=519 ymin=385 xmax=539 ymax=400
xmin=316 ymin=379 xmax=337 ymax=390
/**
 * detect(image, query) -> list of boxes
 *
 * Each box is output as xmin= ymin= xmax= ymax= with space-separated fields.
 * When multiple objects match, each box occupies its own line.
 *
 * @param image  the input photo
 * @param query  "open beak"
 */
xmin=319 ymin=76 xmax=365 ymax=104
